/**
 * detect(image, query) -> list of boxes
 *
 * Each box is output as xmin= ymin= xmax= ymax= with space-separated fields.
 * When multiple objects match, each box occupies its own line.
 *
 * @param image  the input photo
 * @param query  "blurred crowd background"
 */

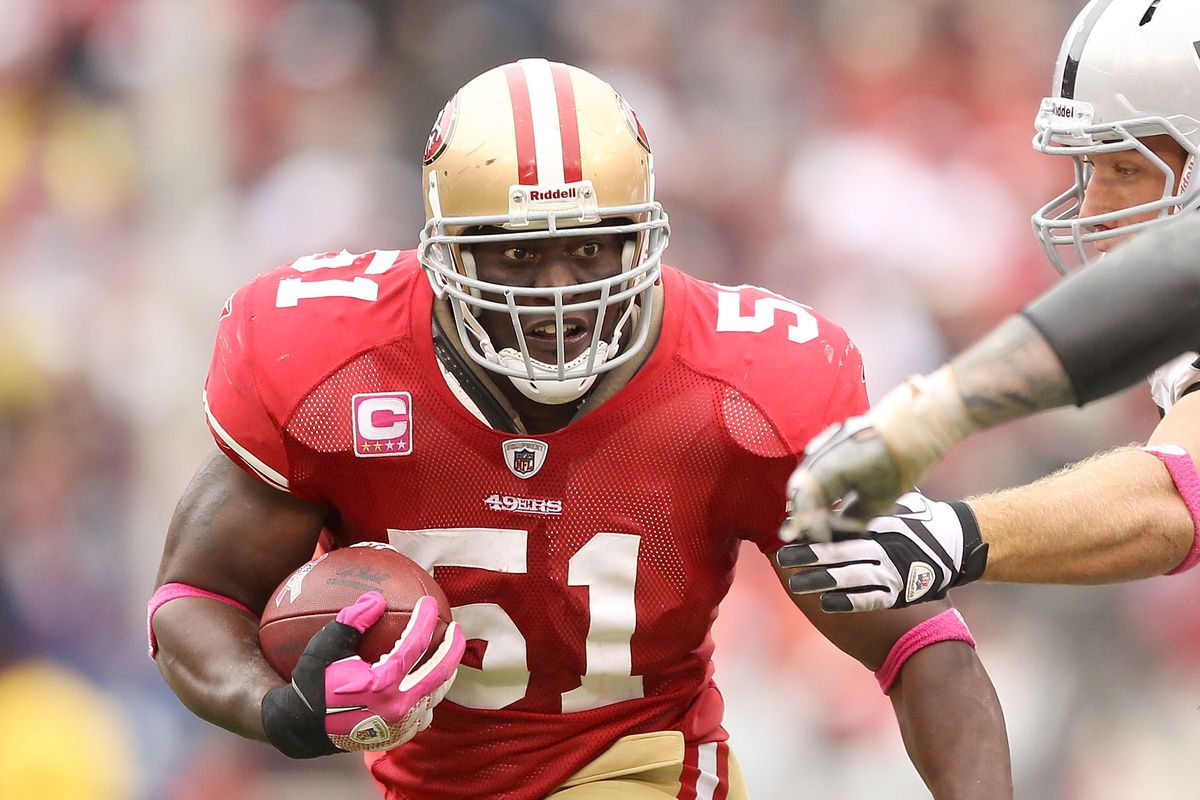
xmin=2 ymin=0 xmax=1196 ymax=798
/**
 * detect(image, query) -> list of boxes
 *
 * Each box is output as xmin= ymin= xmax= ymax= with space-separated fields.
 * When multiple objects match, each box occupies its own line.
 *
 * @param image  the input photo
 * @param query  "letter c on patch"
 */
xmin=352 ymin=391 xmax=413 ymax=457
xmin=359 ymin=397 xmax=408 ymax=440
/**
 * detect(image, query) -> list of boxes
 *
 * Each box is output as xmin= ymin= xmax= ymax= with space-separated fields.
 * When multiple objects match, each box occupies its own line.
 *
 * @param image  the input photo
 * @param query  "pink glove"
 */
xmin=325 ymin=592 xmax=465 ymax=751
xmin=261 ymin=591 xmax=465 ymax=758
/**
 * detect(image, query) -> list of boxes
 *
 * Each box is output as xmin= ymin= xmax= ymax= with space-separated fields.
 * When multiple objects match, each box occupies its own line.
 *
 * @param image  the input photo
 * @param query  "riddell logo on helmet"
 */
xmin=529 ymin=187 xmax=578 ymax=202
xmin=1052 ymin=103 xmax=1076 ymax=118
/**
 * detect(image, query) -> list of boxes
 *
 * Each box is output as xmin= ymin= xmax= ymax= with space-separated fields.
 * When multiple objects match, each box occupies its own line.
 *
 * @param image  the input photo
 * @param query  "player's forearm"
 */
xmin=948 ymin=315 xmax=1075 ymax=430
xmin=154 ymin=598 xmax=284 ymax=741
xmin=889 ymin=642 xmax=1012 ymax=798
xmin=856 ymin=317 xmax=1072 ymax=505
xmin=879 ymin=213 xmax=1200 ymax=480
xmin=968 ymin=448 xmax=1193 ymax=584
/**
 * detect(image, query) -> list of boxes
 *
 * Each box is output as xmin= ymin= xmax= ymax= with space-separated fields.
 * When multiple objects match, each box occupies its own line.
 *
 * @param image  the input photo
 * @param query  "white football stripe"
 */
xmin=520 ymin=58 xmax=565 ymax=185
xmin=696 ymin=742 xmax=719 ymax=800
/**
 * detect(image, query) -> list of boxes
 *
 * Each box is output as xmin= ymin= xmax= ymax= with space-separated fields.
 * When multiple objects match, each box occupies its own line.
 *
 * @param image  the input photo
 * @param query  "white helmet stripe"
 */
xmin=520 ymin=58 xmax=566 ymax=185
xmin=550 ymin=62 xmax=584 ymax=183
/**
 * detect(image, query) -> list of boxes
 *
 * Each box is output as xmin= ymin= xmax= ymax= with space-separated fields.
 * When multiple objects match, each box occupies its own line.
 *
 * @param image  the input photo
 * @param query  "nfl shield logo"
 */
xmin=905 ymin=562 xmax=936 ymax=603
xmin=502 ymin=439 xmax=548 ymax=479
xmin=513 ymin=449 xmax=536 ymax=475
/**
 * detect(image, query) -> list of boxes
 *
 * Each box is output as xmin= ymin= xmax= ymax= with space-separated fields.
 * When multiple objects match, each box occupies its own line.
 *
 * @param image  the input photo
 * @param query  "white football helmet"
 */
xmin=418 ymin=58 xmax=669 ymax=404
xmin=1031 ymin=0 xmax=1200 ymax=273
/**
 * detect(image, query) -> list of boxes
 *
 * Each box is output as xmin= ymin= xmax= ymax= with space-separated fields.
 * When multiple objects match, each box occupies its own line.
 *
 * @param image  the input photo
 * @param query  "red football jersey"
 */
xmin=205 ymin=249 xmax=867 ymax=799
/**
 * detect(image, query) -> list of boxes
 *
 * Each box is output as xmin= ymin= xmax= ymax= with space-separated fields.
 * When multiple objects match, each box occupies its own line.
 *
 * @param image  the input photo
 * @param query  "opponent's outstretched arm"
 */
xmin=781 ymin=213 xmax=1200 ymax=541
xmin=779 ymin=215 xmax=1200 ymax=612
xmin=782 ymin=430 xmax=1198 ymax=612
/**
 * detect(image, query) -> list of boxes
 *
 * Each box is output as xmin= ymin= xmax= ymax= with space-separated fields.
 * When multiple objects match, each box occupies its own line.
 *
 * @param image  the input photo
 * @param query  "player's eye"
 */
xmin=572 ymin=241 xmax=602 ymax=258
xmin=503 ymin=247 xmax=536 ymax=261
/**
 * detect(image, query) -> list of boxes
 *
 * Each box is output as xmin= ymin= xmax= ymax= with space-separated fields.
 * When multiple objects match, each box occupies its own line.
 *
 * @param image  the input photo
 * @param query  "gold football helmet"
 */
xmin=418 ymin=58 xmax=669 ymax=404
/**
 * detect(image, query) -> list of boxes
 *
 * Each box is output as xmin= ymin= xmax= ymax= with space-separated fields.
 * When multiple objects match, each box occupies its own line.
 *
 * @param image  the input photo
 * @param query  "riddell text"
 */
xmin=529 ymin=187 xmax=577 ymax=201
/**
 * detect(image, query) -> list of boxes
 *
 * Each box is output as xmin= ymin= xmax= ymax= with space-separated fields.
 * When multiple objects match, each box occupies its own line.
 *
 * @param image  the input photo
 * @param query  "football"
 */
xmin=258 ymin=542 xmax=452 ymax=680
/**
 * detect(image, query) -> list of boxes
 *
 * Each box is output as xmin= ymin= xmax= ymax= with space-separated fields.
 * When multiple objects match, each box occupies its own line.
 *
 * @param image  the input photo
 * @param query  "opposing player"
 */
xmin=779 ymin=0 xmax=1200 ymax=612
xmin=149 ymin=60 xmax=1011 ymax=797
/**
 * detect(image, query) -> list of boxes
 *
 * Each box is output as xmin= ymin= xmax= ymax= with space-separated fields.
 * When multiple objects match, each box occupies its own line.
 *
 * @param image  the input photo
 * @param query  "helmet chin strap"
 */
xmin=498 ymin=285 xmax=641 ymax=404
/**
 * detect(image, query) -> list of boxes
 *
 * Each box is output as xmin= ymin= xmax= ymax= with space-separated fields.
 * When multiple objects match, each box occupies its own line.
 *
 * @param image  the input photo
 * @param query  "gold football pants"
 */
xmin=549 ymin=731 xmax=746 ymax=799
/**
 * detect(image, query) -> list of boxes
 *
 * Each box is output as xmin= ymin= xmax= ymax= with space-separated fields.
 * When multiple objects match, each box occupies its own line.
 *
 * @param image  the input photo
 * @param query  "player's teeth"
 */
xmin=531 ymin=322 xmax=581 ymax=336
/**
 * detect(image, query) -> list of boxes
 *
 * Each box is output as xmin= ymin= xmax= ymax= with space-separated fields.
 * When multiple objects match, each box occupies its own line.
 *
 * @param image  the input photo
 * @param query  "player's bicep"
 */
xmin=156 ymin=449 xmax=328 ymax=612
xmin=770 ymin=553 xmax=952 ymax=669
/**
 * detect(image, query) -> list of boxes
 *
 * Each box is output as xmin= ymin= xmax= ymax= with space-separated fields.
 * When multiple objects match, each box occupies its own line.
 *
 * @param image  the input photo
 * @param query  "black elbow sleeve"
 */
xmin=1022 ymin=216 xmax=1200 ymax=406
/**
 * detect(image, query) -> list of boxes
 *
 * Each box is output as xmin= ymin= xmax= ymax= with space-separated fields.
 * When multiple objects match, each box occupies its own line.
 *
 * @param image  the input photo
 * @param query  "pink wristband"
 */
xmin=875 ymin=608 xmax=976 ymax=694
xmin=1141 ymin=445 xmax=1200 ymax=575
xmin=147 ymin=582 xmax=255 ymax=660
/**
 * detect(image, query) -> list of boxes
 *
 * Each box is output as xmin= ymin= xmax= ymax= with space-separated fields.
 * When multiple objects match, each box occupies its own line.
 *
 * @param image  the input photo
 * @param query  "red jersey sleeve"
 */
xmin=203 ymin=280 xmax=293 ymax=493
xmin=808 ymin=332 xmax=869 ymax=442
xmin=201 ymin=249 xmax=417 ymax=499
xmin=676 ymin=277 xmax=869 ymax=453
xmin=670 ymin=275 xmax=870 ymax=554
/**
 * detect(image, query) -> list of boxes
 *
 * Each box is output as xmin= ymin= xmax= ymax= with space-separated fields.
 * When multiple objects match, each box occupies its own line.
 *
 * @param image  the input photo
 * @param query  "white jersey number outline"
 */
xmin=386 ymin=528 xmax=643 ymax=712
xmin=274 ymin=250 xmax=398 ymax=307
xmin=714 ymin=284 xmax=818 ymax=344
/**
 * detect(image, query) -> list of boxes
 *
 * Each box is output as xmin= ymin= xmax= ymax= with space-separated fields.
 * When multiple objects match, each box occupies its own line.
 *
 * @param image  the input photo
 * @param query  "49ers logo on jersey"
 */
xmin=353 ymin=392 xmax=413 ymax=457
xmin=484 ymin=493 xmax=562 ymax=516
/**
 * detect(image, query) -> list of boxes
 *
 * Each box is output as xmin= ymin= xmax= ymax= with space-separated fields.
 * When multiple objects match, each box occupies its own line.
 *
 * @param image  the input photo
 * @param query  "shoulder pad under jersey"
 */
xmin=1149 ymin=350 xmax=1200 ymax=414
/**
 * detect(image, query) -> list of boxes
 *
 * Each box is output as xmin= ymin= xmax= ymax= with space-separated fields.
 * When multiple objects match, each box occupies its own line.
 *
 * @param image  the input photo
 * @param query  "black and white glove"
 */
xmin=777 ymin=493 xmax=989 ymax=612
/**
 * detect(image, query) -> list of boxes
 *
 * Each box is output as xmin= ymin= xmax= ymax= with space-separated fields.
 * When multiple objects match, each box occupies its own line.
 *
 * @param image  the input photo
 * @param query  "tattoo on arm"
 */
xmin=950 ymin=316 xmax=1076 ymax=429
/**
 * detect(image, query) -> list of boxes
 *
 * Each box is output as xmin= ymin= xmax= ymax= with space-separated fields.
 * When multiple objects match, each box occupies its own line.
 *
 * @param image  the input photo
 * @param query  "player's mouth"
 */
xmin=1089 ymin=223 xmax=1120 ymax=251
xmin=524 ymin=316 xmax=590 ymax=341
xmin=523 ymin=316 xmax=592 ymax=357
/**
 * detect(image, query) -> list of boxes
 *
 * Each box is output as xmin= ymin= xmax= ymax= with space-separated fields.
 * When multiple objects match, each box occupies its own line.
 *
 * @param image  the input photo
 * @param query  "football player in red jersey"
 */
xmin=779 ymin=0 xmax=1200 ymax=612
xmin=149 ymin=59 xmax=1012 ymax=798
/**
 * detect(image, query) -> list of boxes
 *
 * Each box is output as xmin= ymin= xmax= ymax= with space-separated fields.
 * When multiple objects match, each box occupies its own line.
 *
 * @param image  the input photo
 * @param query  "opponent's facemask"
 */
xmin=1031 ymin=0 xmax=1200 ymax=274
xmin=418 ymin=58 xmax=670 ymax=405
